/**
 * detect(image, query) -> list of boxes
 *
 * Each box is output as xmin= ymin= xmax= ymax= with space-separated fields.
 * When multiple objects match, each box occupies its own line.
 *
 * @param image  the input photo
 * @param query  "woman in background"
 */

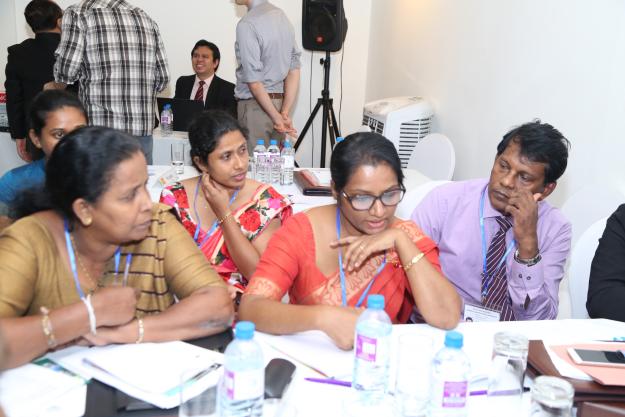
xmin=0 ymin=90 xmax=87 ymax=229
xmin=160 ymin=110 xmax=291 ymax=293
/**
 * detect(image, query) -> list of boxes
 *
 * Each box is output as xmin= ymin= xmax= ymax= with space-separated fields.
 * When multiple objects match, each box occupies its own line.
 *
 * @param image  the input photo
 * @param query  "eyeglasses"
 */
xmin=341 ymin=187 xmax=406 ymax=211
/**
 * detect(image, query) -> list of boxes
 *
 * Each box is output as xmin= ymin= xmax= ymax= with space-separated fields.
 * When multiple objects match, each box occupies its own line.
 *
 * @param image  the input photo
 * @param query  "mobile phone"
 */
xmin=567 ymin=347 xmax=625 ymax=368
xmin=264 ymin=358 xmax=296 ymax=399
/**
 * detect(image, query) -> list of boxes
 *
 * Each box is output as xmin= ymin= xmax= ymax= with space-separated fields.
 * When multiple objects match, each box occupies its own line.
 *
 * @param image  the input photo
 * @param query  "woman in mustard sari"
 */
xmin=160 ymin=110 xmax=291 ymax=292
xmin=239 ymin=132 xmax=462 ymax=349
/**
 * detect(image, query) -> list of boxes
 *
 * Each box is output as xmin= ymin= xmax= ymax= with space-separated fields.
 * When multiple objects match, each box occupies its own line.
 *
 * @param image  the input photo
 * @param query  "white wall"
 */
xmin=5 ymin=0 xmax=372 ymax=167
xmin=366 ymin=0 xmax=625 ymax=207
xmin=0 ymin=1 xmax=17 ymax=90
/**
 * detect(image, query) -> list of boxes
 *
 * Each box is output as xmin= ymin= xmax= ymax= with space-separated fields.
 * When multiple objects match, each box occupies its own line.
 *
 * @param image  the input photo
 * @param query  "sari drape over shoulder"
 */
xmin=160 ymin=182 xmax=292 ymax=289
xmin=247 ymin=212 xmax=442 ymax=323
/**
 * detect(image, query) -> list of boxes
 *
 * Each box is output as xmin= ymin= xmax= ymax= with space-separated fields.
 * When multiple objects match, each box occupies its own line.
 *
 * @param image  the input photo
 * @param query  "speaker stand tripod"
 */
xmin=294 ymin=50 xmax=341 ymax=168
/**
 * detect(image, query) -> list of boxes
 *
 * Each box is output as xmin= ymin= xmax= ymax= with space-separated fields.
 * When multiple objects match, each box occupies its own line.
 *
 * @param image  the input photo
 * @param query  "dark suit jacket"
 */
xmin=174 ymin=74 xmax=237 ymax=118
xmin=4 ymin=32 xmax=61 ymax=139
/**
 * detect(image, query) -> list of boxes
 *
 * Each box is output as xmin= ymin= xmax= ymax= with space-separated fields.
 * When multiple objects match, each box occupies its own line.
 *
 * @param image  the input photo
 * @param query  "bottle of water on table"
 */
xmin=218 ymin=321 xmax=264 ymax=417
xmin=429 ymin=331 xmax=470 ymax=417
xmin=160 ymin=104 xmax=173 ymax=136
xmin=267 ymin=139 xmax=281 ymax=184
xmin=352 ymin=294 xmax=392 ymax=406
xmin=252 ymin=139 xmax=267 ymax=183
xmin=280 ymin=140 xmax=295 ymax=185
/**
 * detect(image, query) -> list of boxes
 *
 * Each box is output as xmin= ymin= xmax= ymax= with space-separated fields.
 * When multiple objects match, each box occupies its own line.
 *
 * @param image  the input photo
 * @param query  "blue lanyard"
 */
xmin=479 ymin=188 xmax=515 ymax=299
xmin=335 ymin=207 xmax=387 ymax=308
xmin=192 ymin=179 xmax=239 ymax=248
xmin=64 ymin=219 xmax=132 ymax=299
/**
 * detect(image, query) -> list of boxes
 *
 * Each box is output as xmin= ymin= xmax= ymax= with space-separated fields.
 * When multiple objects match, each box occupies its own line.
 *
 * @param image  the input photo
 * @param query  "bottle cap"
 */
xmin=164 ymin=104 xmax=171 ymax=110
xmin=256 ymin=139 xmax=265 ymax=145
xmin=444 ymin=331 xmax=463 ymax=349
xmin=283 ymin=141 xmax=292 ymax=148
xmin=270 ymin=139 xmax=278 ymax=145
xmin=367 ymin=294 xmax=385 ymax=310
xmin=235 ymin=321 xmax=255 ymax=340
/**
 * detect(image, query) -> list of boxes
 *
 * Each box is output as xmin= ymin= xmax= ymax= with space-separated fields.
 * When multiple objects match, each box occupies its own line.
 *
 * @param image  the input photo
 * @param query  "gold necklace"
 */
xmin=69 ymin=233 xmax=100 ymax=294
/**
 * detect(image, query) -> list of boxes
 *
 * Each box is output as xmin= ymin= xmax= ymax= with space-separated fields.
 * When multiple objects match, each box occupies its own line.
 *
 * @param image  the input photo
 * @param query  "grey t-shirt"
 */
xmin=234 ymin=0 xmax=301 ymax=99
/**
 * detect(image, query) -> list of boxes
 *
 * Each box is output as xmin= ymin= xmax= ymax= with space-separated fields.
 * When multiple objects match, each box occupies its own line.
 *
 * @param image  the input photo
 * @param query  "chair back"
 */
xmin=568 ymin=217 xmax=607 ymax=319
xmin=406 ymin=133 xmax=455 ymax=181
xmin=395 ymin=180 xmax=451 ymax=220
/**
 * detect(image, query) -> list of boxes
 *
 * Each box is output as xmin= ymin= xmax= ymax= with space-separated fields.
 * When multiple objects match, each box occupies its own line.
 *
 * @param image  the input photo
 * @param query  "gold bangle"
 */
xmin=135 ymin=318 xmax=144 ymax=344
xmin=218 ymin=212 xmax=233 ymax=225
xmin=403 ymin=252 xmax=425 ymax=272
xmin=40 ymin=306 xmax=58 ymax=349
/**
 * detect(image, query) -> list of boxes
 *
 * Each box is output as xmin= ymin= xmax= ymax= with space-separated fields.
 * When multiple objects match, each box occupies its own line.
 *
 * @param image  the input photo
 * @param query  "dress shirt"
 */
xmin=234 ymin=0 xmax=301 ymax=99
xmin=411 ymin=178 xmax=572 ymax=320
xmin=190 ymin=75 xmax=214 ymax=103
xmin=53 ymin=0 xmax=169 ymax=136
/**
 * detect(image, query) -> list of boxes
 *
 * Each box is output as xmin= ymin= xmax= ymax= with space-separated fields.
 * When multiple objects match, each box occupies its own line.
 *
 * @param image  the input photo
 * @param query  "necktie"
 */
xmin=481 ymin=216 xmax=516 ymax=321
xmin=194 ymin=80 xmax=205 ymax=102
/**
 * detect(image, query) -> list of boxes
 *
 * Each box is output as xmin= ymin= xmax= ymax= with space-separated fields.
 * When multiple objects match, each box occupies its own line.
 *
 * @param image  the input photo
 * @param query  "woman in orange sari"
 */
xmin=159 ymin=110 xmax=291 ymax=292
xmin=239 ymin=132 xmax=461 ymax=349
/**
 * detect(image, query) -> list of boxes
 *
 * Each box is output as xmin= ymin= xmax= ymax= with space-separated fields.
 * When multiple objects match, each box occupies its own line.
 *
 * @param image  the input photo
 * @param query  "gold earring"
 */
xmin=83 ymin=218 xmax=92 ymax=226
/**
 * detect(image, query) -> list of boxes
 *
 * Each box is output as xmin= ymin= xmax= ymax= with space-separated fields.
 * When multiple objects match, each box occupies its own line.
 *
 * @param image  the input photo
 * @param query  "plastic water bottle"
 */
xmin=252 ymin=139 xmax=268 ymax=183
xmin=218 ymin=321 xmax=264 ymax=417
xmin=160 ymin=104 xmax=173 ymax=136
xmin=267 ymin=139 xmax=281 ymax=184
xmin=429 ymin=331 xmax=470 ymax=417
xmin=352 ymin=294 xmax=392 ymax=406
xmin=280 ymin=141 xmax=295 ymax=185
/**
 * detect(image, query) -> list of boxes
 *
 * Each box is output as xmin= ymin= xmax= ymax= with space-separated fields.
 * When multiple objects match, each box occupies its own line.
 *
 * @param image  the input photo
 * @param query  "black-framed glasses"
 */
xmin=341 ymin=187 xmax=406 ymax=211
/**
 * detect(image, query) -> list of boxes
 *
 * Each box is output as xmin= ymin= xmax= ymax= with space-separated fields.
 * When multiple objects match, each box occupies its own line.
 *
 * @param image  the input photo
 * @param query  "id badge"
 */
xmin=463 ymin=303 xmax=500 ymax=322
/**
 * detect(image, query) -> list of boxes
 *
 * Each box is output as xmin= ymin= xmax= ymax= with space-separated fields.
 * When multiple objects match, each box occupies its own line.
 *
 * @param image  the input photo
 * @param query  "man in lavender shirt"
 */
xmin=412 ymin=121 xmax=572 ymax=321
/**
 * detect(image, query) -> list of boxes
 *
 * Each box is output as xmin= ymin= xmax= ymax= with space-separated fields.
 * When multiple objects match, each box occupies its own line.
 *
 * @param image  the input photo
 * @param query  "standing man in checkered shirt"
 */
xmin=48 ymin=0 xmax=169 ymax=164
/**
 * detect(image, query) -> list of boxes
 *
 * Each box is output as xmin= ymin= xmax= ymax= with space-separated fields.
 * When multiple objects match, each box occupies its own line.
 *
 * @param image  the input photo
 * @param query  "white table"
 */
xmin=148 ymin=165 xmax=431 ymax=214
xmin=262 ymin=319 xmax=625 ymax=417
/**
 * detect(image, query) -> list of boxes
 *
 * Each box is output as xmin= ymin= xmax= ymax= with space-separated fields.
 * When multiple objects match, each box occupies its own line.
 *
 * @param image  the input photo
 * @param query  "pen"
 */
xmin=304 ymin=378 xmax=530 ymax=396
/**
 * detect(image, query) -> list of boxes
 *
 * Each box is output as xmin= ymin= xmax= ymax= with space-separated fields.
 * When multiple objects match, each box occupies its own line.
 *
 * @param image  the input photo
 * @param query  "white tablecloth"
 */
xmin=263 ymin=319 xmax=625 ymax=417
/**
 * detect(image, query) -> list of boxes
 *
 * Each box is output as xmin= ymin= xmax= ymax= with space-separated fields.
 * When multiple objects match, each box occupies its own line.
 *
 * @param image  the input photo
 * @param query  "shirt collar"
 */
xmin=195 ymin=74 xmax=215 ymax=85
xmin=249 ymin=0 xmax=267 ymax=10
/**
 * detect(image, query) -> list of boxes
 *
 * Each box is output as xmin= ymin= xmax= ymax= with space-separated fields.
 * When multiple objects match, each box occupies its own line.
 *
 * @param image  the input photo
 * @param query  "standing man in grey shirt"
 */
xmin=234 ymin=0 xmax=301 ymax=150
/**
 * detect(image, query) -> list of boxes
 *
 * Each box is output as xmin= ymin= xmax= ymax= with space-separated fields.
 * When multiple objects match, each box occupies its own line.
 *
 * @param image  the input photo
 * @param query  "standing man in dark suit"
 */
xmin=174 ymin=40 xmax=237 ymax=118
xmin=5 ymin=0 xmax=63 ymax=161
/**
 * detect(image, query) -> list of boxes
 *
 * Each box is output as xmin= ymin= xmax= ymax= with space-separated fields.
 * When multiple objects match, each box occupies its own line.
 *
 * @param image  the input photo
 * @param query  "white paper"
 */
xmin=49 ymin=341 xmax=224 ymax=409
xmin=0 ymin=362 xmax=86 ymax=417
xmin=256 ymin=330 xmax=354 ymax=378
xmin=308 ymin=169 xmax=332 ymax=187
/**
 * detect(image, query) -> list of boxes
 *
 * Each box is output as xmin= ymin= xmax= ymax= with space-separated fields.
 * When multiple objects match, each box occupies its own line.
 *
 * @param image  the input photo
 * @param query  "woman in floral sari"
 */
xmin=239 ymin=132 xmax=461 ymax=349
xmin=160 ymin=110 xmax=291 ymax=292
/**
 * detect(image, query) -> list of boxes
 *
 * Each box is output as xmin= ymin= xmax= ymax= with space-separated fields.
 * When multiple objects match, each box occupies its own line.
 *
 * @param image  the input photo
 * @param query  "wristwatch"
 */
xmin=514 ymin=249 xmax=542 ymax=266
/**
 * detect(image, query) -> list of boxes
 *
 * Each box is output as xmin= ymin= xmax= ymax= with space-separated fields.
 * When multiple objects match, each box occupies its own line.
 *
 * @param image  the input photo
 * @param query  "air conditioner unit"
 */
xmin=362 ymin=96 xmax=434 ymax=168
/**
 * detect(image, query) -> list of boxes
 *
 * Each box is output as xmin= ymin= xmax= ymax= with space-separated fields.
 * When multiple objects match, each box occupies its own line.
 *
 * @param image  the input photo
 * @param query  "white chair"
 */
xmin=395 ymin=180 xmax=450 ymax=220
xmin=567 ymin=217 xmax=607 ymax=319
xmin=406 ymin=133 xmax=455 ymax=181
xmin=560 ymin=184 xmax=625 ymax=248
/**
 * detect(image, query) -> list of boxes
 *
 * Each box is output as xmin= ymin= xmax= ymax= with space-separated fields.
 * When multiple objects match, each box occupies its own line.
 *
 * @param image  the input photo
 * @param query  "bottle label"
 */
xmin=224 ymin=369 xmax=264 ymax=401
xmin=441 ymin=381 xmax=467 ymax=408
xmin=161 ymin=114 xmax=171 ymax=124
xmin=355 ymin=334 xmax=379 ymax=362
xmin=282 ymin=155 xmax=294 ymax=169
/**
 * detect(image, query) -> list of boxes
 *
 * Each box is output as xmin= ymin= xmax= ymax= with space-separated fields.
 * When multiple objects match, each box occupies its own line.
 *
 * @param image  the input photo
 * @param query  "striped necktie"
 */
xmin=481 ymin=216 xmax=516 ymax=321
xmin=194 ymin=80 xmax=205 ymax=102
